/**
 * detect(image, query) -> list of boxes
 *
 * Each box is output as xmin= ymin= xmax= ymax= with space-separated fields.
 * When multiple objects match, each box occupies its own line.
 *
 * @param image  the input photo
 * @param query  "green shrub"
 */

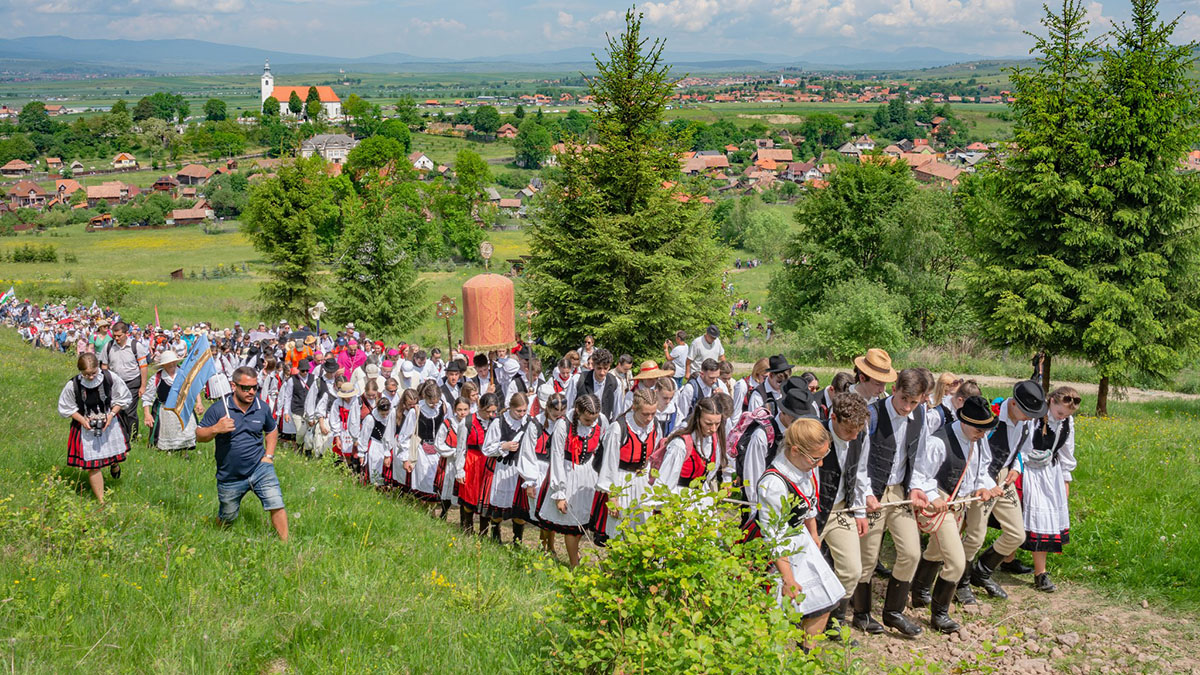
xmin=95 ymin=278 xmax=131 ymax=307
xmin=805 ymin=278 xmax=909 ymax=362
xmin=536 ymin=482 xmax=847 ymax=674
xmin=10 ymin=243 xmax=57 ymax=263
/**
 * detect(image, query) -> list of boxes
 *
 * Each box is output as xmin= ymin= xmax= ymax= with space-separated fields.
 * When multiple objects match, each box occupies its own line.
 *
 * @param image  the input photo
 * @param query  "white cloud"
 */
xmin=409 ymin=17 xmax=466 ymax=35
xmin=642 ymin=0 xmax=721 ymax=32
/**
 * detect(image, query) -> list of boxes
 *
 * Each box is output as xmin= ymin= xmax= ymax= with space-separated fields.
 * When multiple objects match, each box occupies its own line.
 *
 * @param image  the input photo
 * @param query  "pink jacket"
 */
xmin=337 ymin=349 xmax=366 ymax=380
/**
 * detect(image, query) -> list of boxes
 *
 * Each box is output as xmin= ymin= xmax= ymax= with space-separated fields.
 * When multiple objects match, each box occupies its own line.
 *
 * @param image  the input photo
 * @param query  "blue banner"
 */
xmin=162 ymin=334 xmax=216 ymax=427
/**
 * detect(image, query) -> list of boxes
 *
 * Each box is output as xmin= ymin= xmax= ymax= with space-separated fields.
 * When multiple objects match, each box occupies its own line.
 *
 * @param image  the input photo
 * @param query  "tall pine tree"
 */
xmin=522 ymin=9 xmax=724 ymax=356
xmin=327 ymin=187 xmax=427 ymax=338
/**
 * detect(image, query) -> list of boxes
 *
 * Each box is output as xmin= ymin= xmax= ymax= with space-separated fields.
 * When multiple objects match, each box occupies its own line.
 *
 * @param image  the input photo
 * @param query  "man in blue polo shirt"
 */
xmin=197 ymin=366 xmax=288 ymax=540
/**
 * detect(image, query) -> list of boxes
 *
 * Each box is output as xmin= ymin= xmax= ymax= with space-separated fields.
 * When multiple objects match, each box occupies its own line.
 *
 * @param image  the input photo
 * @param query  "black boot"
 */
xmin=875 ymin=560 xmax=892 ymax=579
xmin=851 ymin=582 xmax=884 ymax=634
xmin=512 ymin=521 xmax=524 ymax=545
xmin=490 ymin=519 xmax=502 ymax=541
xmin=459 ymin=508 xmax=473 ymax=533
xmin=1033 ymin=572 xmax=1057 ymax=593
xmin=825 ymin=599 xmax=859 ymax=646
xmin=955 ymin=570 xmax=978 ymax=605
xmin=882 ymin=578 xmax=923 ymax=636
xmin=479 ymin=515 xmax=490 ymax=536
xmin=438 ymin=500 xmax=450 ymax=520
xmin=970 ymin=546 xmax=1009 ymax=599
xmin=930 ymin=577 xmax=961 ymax=634
xmin=911 ymin=557 xmax=941 ymax=609
xmin=1000 ymin=556 xmax=1035 ymax=575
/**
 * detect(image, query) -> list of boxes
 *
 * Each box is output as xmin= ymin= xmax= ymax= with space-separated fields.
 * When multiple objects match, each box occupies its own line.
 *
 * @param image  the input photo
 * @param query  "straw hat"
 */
xmin=853 ymin=348 xmax=897 ymax=383
xmin=464 ymin=366 xmax=478 ymax=379
xmin=304 ymin=334 xmax=318 ymax=346
xmin=153 ymin=349 xmax=182 ymax=369
xmin=633 ymin=359 xmax=669 ymax=380
xmin=335 ymin=381 xmax=360 ymax=399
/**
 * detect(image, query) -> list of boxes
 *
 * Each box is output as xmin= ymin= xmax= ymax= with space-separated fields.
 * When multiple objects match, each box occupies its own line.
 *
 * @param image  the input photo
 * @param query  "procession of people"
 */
xmin=8 ymin=295 xmax=1081 ymax=640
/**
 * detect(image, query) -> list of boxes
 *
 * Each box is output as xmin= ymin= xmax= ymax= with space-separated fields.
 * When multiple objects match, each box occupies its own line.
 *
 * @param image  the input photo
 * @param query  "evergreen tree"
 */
xmin=288 ymin=91 xmax=303 ymax=116
xmin=327 ymin=191 xmax=427 ymax=337
xmin=242 ymin=158 xmax=338 ymax=322
xmin=306 ymin=86 xmax=320 ymax=104
xmin=523 ymin=10 xmax=724 ymax=355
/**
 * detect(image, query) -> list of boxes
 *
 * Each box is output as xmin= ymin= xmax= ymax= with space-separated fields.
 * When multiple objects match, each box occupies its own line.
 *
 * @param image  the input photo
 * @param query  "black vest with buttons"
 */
xmin=931 ymin=423 xmax=970 ymax=497
xmin=816 ymin=417 xmax=865 ymax=531
xmin=866 ymin=397 xmax=923 ymax=498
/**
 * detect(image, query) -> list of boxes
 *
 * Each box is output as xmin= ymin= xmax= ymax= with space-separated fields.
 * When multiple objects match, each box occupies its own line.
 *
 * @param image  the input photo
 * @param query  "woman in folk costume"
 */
xmin=1020 ymin=386 xmax=1080 ymax=593
xmin=329 ymin=381 xmax=361 ymax=466
xmin=457 ymin=392 xmax=501 ymax=533
xmin=58 ymin=353 xmax=132 ymax=503
xmin=382 ymin=377 xmax=400 ymax=409
xmin=459 ymin=380 xmax=480 ymax=415
xmin=755 ymin=417 xmax=846 ymax=649
xmin=411 ymin=380 xmax=451 ymax=504
xmin=653 ymin=375 xmax=680 ymax=438
xmin=384 ymin=388 xmax=418 ymax=490
xmin=518 ymin=388 xmax=568 ymax=554
xmin=142 ymin=349 xmax=202 ymax=455
xmin=622 ymin=360 xmax=664 ymax=416
xmin=360 ymin=397 xmax=397 ymax=487
xmin=548 ymin=357 xmax=577 ymax=396
xmin=590 ymin=388 xmax=659 ymax=544
xmin=535 ymin=393 xmax=606 ymax=568
xmin=733 ymin=357 xmax=770 ymax=416
xmin=481 ymin=391 xmax=532 ymax=544
xmin=434 ymin=397 xmax=471 ymax=519
xmin=657 ymin=396 xmax=727 ymax=509
xmin=258 ymin=356 xmax=284 ymax=421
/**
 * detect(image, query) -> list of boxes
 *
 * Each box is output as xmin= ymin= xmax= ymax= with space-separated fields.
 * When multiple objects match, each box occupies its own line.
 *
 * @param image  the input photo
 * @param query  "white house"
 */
xmin=261 ymin=61 xmax=342 ymax=119
xmin=853 ymin=134 xmax=876 ymax=151
xmin=300 ymin=134 xmax=359 ymax=164
xmin=408 ymin=151 xmax=435 ymax=172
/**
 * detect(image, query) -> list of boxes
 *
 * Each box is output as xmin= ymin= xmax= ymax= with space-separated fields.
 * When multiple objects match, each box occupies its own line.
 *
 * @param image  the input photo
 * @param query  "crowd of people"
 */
xmin=5 ymin=296 xmax=1081 ymax=644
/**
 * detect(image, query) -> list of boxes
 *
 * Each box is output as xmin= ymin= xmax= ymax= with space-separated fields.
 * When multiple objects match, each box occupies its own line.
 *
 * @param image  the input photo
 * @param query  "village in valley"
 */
xmin=0 ymin=53 xmax=1037 ymax=235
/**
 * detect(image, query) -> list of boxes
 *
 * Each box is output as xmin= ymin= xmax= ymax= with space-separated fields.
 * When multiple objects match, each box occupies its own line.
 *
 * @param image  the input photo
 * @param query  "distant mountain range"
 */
xmin=0 ymin=36 xmax=1019 ymax=75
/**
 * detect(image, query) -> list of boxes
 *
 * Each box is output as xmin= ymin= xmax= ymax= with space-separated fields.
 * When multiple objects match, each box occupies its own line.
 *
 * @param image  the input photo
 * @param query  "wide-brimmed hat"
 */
xmin=781 ymin=374 xmax=812 ymax=397
xmin=959 ymin=395 xmax=999 ymax=429
xmin=779 ymin=387 xmax=819 ymax=420
xmin=634 ymin=359 xmax=669 ymax=380
xmin=303 ymin=334 xmax=317 ymax=346
xmin=445 ymin=360 xmax=464 ymax=374
xmin=464 ymin=366 xmax=478 ymax=379
xmin=298 ymin=358 xmax=312 ymax=372
xmin=322 ymin=359 xmax=339 ymax=374
xmin=767 ymin=354 xmax=794 ymax=374
xmin=153 ymin=349 xmax=182 ymax=369
xmin=854 ymin=348 xmax=897 ymax=383
xmin=1013 ymin=380 xmax=1048 ymax=418
xmin=335 ymin=381 xmax=359 ymax=399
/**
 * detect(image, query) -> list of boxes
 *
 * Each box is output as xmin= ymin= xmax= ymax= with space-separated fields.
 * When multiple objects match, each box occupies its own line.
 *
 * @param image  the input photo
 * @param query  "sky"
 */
xmin=1 ymin=0 xmax=1199 ymax=60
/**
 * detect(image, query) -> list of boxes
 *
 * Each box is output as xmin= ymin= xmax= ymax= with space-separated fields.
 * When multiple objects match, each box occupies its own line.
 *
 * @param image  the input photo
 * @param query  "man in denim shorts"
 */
xmin=197 ymin=366 xmax=289 ymax=540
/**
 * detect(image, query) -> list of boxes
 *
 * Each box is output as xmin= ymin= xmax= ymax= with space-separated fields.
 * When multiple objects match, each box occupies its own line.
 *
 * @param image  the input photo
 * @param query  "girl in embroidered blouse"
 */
xmin=1020 ymin=386 xmax=1080 ymax=593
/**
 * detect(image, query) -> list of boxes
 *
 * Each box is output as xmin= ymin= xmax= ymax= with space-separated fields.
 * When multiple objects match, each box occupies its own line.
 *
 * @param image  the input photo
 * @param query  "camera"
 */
xmin=87 ymin=414 xmax=107 ymax=438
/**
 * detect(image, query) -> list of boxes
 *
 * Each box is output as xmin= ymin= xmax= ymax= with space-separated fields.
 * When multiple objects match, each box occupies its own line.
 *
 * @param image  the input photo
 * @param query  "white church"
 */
xmin=261 ymin=61 xmax=342 ymax=119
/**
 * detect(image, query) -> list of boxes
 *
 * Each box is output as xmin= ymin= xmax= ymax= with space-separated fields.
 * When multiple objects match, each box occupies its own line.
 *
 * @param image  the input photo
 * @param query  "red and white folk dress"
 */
xmin=457 ymin=413 xmax=491 ymax=511
xmin=536 ymin=414 xmax=607 ymax=535
xmin=590 ymin=414 xmax=657 ymax=540
xmin=58 ymin=372 xmax=132 ymax=469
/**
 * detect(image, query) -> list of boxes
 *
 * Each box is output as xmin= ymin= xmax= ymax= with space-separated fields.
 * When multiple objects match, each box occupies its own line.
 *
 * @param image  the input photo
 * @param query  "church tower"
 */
xmin=261 ymin=60 xmax=274 ymax=104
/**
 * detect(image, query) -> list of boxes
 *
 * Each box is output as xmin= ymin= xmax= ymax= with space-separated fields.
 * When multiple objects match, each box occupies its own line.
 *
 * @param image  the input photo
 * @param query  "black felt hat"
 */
xmin=959 ymin=395 xmax=999 ymax=429
xmin=1013 ymin=379 xmax=1048 ymax=418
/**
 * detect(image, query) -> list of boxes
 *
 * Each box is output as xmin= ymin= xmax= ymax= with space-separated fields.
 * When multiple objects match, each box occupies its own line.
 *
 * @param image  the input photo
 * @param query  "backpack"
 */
xmin=104 ymin=338 xmax=141 ymax=371
xmin=646 ymin=431 xmax=694 ymax=486
xmin=727 ymin=407 xmax=776 ymax=459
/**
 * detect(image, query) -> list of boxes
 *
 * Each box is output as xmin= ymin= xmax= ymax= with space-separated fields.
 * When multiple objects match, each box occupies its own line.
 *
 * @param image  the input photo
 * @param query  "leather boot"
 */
xmin=882 ymin=578 xmax=923 ymax=636
xmin=1000 ymin=557 xmax=1034 ymax=575
xmin=459 ymin=508 xmax=473 ymax=533
xmin=955 ymin=570 xmax=978 ymax=605
xmin=910 ymin=557 xmax=941 ymax=609
xmin=930 ymin=577 xmax=961 ymax=634
xmin=1033 ymin=572 xmax=1057 ymax=593
xmin=490 ymin=519 xmax=502 ymax=541
xmin=851 ymin=582 xmax=885 ymax=634
xmin=970 ymin=546 xmax=1009 ymax=599
xmin=875 ymin=560 xmax=892 ymax=579
xmin=824 ymin=598 xmax=858 ymax=645
xmin=511 ymin=521 xmax=525 ymax=546
xmin=478 ymin=513 xmax=490 ymax=536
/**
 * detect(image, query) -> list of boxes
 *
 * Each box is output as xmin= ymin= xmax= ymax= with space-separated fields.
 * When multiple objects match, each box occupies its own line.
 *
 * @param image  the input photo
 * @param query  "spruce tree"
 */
xmin=327 ymin=189 xmax=427 ymax=338
xmin=523 ymin=9 xmax=724 ymax=356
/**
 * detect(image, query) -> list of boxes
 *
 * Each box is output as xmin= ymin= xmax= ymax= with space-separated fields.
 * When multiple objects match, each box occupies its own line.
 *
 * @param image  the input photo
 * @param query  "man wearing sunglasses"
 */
xmin=197 ymin=366 xmax=289 ymax=541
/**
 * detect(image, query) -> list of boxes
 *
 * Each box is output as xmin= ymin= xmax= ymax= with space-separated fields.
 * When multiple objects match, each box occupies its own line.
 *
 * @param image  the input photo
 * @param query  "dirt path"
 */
xmin=845 ymin=572 xmax=1199 ymax=674
xmin=728 ymin=364 xmax=1200 ymax=404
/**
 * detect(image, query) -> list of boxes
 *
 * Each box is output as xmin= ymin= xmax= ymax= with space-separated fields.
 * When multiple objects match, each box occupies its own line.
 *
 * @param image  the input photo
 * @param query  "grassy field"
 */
xmin=0 ymin=330 xmax=1196 ymax=672
xmin=0 ymin=330 xmax=555 ymax=673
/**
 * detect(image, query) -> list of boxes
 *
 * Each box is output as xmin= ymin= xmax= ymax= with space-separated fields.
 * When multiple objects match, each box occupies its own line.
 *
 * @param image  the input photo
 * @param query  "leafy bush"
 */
xmin=536 ymin=482 xmax=847 ymax=674
xmin=804 ymin=278 xmax=910 ymax=361
xmin=0 ymin=472 xmax=117 ymax=558
xmin=10 ymin=243 xmax=57 ymax=262
xmin=95 ymin=278 xmax=131 ymax=307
